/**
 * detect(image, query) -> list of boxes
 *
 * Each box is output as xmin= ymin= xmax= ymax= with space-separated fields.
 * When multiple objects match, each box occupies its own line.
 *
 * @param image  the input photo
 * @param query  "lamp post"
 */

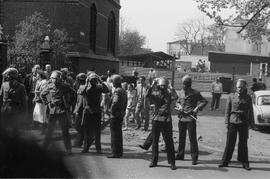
xmin=40 ymin=35 xmax=52 ymax=68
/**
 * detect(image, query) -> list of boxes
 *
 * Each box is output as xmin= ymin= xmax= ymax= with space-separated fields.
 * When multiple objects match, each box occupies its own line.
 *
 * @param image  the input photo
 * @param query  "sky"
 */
xmin=120 ymin=0 xmax=212 ymax=53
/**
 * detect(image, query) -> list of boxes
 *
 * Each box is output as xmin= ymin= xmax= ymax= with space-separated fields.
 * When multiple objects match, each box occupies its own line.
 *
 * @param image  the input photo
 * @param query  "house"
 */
xmin=0 ymin=0 xmax=120 ymax=75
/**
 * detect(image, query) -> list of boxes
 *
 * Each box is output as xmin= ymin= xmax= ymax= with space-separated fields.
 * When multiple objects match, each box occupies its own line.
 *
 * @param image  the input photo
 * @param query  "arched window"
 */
xmin=90 ymin=4 xmax=97 ymax=52
xmin=107 ymin=12 xmax=116 ymax=55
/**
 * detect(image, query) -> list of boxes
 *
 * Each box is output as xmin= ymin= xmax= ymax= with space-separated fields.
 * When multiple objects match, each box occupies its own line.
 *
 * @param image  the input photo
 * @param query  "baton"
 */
xmin=174 ymin=107 xmax=198 ymax=121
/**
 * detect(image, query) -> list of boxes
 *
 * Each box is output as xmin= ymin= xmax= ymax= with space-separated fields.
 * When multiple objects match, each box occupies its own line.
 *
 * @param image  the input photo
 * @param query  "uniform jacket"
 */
xmin=111 ymin=87 xmax=127 ymax=118
xmin=176 ymin=88 xmax=208 ymax=122
xmin=0 ymin=80 xmax=27 ymax=114
xmin=146 ymin=86 xmax=172 ymax=122
xmin=225 ymin=92 xmax=254 ymax=125
xmin=40 ymin=81 xmax=76 ymax=115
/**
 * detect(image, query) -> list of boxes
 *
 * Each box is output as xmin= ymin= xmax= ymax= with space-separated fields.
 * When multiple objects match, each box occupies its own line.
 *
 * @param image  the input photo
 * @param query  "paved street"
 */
xmin=28 ymin=96 xmax=270 ymax=179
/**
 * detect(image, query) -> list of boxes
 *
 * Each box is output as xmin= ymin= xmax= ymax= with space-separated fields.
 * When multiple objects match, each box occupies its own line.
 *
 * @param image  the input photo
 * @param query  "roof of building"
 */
xmin=119 ymin=51 xmax=174 ymax=62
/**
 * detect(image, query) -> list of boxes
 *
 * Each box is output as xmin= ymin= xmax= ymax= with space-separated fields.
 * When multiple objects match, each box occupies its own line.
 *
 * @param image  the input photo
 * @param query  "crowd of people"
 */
xmin=0 ymin=64 xmax=254 ymax=171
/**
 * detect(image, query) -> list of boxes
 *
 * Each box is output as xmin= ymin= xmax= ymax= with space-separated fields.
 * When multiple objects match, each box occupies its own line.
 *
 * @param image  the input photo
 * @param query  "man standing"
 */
xmin=148 ymin=68 xmax=157 ymax=85
xmin=41 ymin=71 xmax=76 ymax=154
xmin=175 ymin=75 xmax=208 ymax=165
xmin=258 ymin=78 xmax=266 ymax=90
xmin=211 ymin=77 xmax=223 ymax=110
xmin=81 ymin=73 xmax=109 ymax=153
xmin=108 ymin=74 xmax=127 ymax=158
xmin=135 ymin=76 xmax=150 ymax=131
xmin=0 ymin=68 xmax=27 ymax=133
xmin=218 ymin=79 xmax=253 ymax=170
xmin=146 ymin=78 xmax=176 ymax=170
xmin=24 ymin=64 xmax=40 ymax=127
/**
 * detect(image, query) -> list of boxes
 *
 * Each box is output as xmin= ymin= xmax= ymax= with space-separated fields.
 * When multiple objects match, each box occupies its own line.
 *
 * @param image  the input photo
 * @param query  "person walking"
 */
xmin=123 ymin=83 xmax=137 ymax=130
xmin=210 ymin=77 xmax=223 ymax=110
xmin=135 ymin=76 xmax=150 ymax=131
xmin=175 ymin=75 xmax=208 ymax=165
xmin=40 ymin=71 xmax=76 ymax=155
xmin=146 ymin=77 xmax=176 ymax=170
xmin=107 ymin=74 xmax=127 ymax=158
xmin=81 ymin=73 xmax=109 ymax=153
xmin=218 ymin=79 xmax=253 ymax=171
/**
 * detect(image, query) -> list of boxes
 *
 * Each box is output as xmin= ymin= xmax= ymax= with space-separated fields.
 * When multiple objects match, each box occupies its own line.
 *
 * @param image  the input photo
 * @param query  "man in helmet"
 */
xmin=146 ymin=77 xmax=176 ymax=170
xmin=80 ymin=73 xmax=109 ymax=153
xmin=107 ymin=74 xmax=127 ymax=158
xmin=40 ymin=70 xmax=76 ymax=154
xmin=175 ymin=75 xmax=208 ymax=165
xmin=0 ymin=67 xmax=27 ymax=133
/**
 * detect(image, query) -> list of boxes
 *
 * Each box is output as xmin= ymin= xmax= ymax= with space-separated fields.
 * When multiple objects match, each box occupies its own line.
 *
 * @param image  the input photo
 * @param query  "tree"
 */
xmin=8 ymin=11 xmax=71 ymax=66
xmin=207 ymin=24 xmax=225 ymax=51
xmin=194 ymin=0 xmax=270 ymax=44
xmin=119 ymin=29 xmax=151 ymax=56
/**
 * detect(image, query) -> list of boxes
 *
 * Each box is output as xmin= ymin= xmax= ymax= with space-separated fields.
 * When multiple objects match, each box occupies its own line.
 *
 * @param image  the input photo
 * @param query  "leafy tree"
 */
xmin=8 ymin=11 xmax=70 ymax=66
xmin=194 ymin=0 xmax=270 ymax=44
xmin=119 ymin=29 xmax=151 ymax=56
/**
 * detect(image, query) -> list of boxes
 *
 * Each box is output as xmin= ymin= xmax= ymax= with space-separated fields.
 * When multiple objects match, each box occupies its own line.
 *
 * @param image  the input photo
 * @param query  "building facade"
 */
xmin=0 ymin=0 xmax=120 ymax=74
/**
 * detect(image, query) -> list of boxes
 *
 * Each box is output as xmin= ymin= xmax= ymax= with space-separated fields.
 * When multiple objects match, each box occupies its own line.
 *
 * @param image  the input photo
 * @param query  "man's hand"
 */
xmin=192 ymin=107 xmax=199 ymax=114
xmin=151 ymin=78 xmax=158 ymax=87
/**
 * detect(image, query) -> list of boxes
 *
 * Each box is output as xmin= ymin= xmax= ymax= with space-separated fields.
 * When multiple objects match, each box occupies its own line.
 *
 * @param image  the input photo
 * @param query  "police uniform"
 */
xmin=219 ymin=89 xmax=253 ymax=170
xmin=176 ymin=88 xmax=208 ymax=164
xmin=40 ymin=71 xmax=76 ymax=153
xmin=108 ymin=75 xmax=127 ymax=158
xmin=0 ymin=68 xmax=27 ymax=132
xmin=146 ymin=79 xmax=176 ymax=169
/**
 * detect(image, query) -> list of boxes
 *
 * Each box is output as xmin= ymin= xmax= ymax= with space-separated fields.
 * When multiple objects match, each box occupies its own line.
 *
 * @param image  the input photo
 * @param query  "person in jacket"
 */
xmin=81 ymin=73 xmax=109 ymax=153
xmin=0 ymin=67 xmax=27 ymax=134
xmin=40 ymin=71 xmax=76 ymax=155
xmin=218 ymin=79 xmax=253 ymax=171
xmin=175 ymin=75 xmax=208 ymax=165
xmin=146 ymin=77 xmax=176 ymax=170
xmin=107 ymin=74 xmax=127 ymax=158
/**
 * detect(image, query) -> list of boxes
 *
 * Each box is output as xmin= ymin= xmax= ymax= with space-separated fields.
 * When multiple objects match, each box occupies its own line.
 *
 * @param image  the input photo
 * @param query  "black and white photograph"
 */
xmin=0 ymin=0 xmax=270 ymax=178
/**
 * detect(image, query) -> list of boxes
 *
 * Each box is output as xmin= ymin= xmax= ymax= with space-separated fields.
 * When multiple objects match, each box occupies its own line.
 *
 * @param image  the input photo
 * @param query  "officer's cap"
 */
xmin=77 ymin=73 xmax=86 ymax=80
xmin=182 ymin=75 xmax=192 ymax=84
xmin=158 ymin=77 xmax=167 ymax=86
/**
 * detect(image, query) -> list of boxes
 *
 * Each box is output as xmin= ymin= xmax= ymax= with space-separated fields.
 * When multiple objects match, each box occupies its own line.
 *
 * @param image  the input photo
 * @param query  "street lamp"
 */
xmin=40 ymin=35 xmax=52 ymax=68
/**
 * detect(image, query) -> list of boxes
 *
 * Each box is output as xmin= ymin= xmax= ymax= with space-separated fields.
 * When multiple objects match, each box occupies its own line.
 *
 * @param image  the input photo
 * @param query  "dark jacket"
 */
xmin=146 ymin=86 xmax=172 ymax=122
xmin=225 ymin=92 xmax=254 ymax=125
xmin=111 ymin=87 xmax=127 ymax=118
xmin=176 ymin=88 xmax=208 ymax=122
xmin=40 ymin=81 xmax=76 ymax=115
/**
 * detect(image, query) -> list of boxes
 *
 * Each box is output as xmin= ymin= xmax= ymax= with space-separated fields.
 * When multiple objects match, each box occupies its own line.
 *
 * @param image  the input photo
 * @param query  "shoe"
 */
xmin=138 ymin=145 xmax=147 ymax=151
xmin=192 ymin=160 xmax=197 ymax=165
xmin=81 ymin=149 xmax=89 ymax=153
xmin=218 ymin=163 xmax=228 ymax=168
xmin=149 ymin=162 xmax=157 ymax=168
xmin=170 ymin=164 xmax=176 ymax=170
xmin=107 ymin=155 xmax=121 ymax=158
xmin=175 ymin=155 xmax=184 ymax=160
xmin=243 ymin=163 xmax=251 ymax=171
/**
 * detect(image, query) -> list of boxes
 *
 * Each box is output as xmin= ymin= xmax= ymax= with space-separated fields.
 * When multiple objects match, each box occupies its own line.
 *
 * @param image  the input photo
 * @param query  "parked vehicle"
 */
xmin=253 ymin=90 xmax=270 ymax=127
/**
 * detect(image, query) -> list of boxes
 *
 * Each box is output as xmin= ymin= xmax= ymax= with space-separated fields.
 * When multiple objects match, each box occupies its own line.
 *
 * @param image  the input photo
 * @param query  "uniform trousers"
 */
xmin=110 ymin=116 xmax=123 ymax=157
xmin=83 ymin=112 xmax=102 ymax=152
xmin=43 ymin=113 xmax=71 ymax=150
xmin=176 ymin=121 xmax=198 ymax=161
xmin=211 ymin=93 xmax=221 ymax=110
xmin=135 ymin=105 xmax=150 ymax=130
xmin=74 ymin=113 xmax=84 ymax=146
xmin=151 ymin=120 xmax=175 ymax=165
xmin=222 ymin=123 xmax=249 ymax=164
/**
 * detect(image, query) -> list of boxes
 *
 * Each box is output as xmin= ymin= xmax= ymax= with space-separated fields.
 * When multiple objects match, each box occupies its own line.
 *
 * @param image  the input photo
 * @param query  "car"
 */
xmin=253 ymin=90 xmax=270 ymax=127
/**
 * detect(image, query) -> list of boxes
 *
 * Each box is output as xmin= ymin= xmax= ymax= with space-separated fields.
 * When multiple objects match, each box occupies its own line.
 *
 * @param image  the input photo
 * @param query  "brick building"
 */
xmin=0 ymin=0 xmax=120 ymax=74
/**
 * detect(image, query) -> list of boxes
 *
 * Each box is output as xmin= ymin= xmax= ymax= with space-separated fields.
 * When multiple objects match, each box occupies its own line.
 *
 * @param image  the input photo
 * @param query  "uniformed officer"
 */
xmin=175 ymin=75 xmax=208 ymax=165
xmin=0 ymin=68 xmax=27 ymax=134
xmin=81 ymin=73 xmax=109 ymax=153
xmin=218 ymin=79 xmax=253 ymax=170
xmin=73 ymin=73 xmax=87 ymax=147
xmin=146 ymin=77 xmax=176 ymax=170
xmin=107 ymin=74 xmax=127 ymax=158
xmin=40 ymin=71 xmax=76 ymax=154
